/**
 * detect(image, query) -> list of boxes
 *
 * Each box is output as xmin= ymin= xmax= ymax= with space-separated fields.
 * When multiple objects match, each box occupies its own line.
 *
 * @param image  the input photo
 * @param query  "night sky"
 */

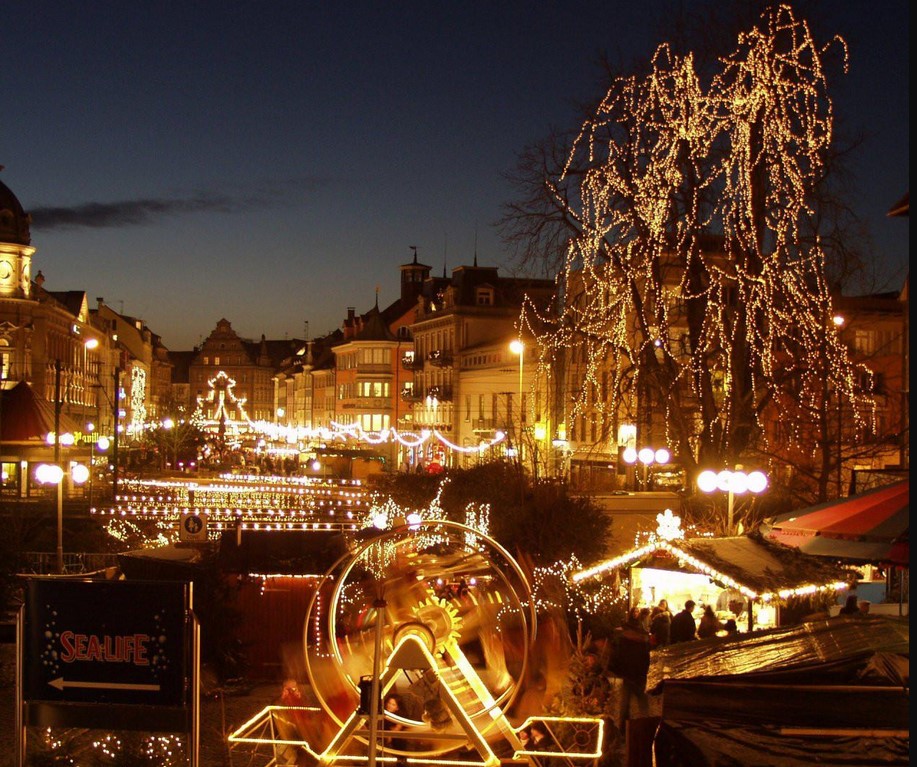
xmin=2 ymin=2 xmax=908 ymax=351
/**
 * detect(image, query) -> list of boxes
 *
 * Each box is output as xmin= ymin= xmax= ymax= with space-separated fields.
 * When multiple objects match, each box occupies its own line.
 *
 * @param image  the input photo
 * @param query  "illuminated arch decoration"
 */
xmin=330 ymin=421 xmax=506 ymax=454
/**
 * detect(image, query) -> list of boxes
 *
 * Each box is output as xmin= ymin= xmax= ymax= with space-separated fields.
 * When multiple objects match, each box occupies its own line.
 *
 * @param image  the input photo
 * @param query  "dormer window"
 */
xmin=476 ymin=287 xmax=494 ymax=306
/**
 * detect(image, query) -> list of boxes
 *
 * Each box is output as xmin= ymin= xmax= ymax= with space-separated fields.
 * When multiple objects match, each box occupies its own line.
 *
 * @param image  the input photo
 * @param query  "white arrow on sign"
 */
xmin=49 ymin=677 xmax=161 ymax=692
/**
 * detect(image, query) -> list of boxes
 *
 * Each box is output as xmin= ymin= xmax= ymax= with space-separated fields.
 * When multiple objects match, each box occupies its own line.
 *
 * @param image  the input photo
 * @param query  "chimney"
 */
xmin=34 ymin=270 xmax=45 ymax=287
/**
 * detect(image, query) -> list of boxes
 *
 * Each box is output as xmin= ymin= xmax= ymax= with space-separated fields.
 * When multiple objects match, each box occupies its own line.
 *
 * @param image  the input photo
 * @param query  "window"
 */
xmin=360 ymin=348 xmax=392 ymax=365
xmin=853 ymin=330 xmax=876 ymax=356
xmin=360 ymin=413 xmax=390 ymax=432
xmin=359 ymin=381 xmax=390 ymax=397
xmin=476 ymin=287 xmax=494 ymax=305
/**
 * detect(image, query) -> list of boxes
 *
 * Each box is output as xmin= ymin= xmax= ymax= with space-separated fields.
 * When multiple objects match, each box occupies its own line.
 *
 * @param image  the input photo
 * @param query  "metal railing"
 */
xmin=19 ymin=551 xmax=120 ymax=575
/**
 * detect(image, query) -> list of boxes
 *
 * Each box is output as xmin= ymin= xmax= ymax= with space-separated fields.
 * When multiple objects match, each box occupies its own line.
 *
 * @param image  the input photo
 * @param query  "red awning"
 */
xmin=764 ymin=481 xmax=909 ymax=565
xmin=0 ymin=380 xmax=82 ymax=443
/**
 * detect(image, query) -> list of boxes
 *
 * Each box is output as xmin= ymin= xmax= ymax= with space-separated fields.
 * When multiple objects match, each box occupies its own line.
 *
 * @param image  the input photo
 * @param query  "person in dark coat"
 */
xmin=697 ymin=604 xmax=724 ymax=639
xmin=838 ymin=594 xmax=859 ymax=615
xmin=611 ymin=607 xmax=652 ymax=728
xmin=669 ymin=600 xmax=697 ymax=643
xmin=650 ymin=599 xmax=672 ymax=649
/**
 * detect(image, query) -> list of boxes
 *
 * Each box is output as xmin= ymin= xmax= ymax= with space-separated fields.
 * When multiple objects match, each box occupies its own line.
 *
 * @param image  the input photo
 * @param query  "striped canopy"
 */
xmin=764 ymin=481 xmax=909 ymax=565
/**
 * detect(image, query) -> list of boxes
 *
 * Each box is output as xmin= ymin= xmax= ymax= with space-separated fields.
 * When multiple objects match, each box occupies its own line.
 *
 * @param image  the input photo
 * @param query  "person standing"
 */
xmin=650 ymin=599 xmax=672 ymax=649
xmin=670 ymin=600 xmax=697 ymax=643
xmin=697 ymin=605 xmax=724 ymax=639
xmin=838 ymin=594 xmax=859 ymax=615
xmin=611 ymin=607 xmax=652 ymax=729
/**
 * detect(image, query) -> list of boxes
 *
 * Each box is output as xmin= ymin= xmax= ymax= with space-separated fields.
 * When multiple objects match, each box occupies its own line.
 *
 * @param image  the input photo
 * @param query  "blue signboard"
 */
xmin=24 ymin=578 xmax=191 ymax=710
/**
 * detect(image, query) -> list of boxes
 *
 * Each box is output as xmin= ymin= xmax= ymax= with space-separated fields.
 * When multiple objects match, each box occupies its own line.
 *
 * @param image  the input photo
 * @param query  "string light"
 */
xmin=520 ymin=5 xmax=874 ymax=489
xmin=572 ymin=538 xmax=848 ymax=603
xmin=330 ymin=421 xmax=506 ymax=454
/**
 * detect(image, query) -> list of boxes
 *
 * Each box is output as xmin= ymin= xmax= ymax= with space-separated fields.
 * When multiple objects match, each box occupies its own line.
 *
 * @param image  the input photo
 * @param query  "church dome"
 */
xmin=0 ymin=175 xmax=32 ymax=246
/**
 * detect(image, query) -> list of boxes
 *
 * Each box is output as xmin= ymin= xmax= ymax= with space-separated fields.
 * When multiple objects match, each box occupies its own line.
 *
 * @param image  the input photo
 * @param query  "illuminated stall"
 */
xmin=574 ymin=514 xmax=854 ymax=631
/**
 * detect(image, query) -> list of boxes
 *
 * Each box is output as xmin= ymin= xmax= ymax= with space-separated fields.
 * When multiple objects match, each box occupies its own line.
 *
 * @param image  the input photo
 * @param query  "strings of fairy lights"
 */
xmin=41 ymin=729 xmax=185 ymax=764
xmin=329 ymin=421 xmax=507 ymax=454
xmin=572 ymin=537 xmax=849 ymax=603
xmin=521 ymin=4 xmax=874 ymax=478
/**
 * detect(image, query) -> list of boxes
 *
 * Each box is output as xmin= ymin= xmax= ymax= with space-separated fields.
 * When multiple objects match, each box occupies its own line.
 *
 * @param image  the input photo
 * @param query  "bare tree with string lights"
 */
xmin=512 ymin=5 xmax=879 ymax=512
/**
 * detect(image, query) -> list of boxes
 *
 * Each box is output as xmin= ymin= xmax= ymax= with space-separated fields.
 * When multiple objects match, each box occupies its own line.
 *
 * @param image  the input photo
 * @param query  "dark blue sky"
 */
xmin=2 ymin=2 xmax=908 ymax=350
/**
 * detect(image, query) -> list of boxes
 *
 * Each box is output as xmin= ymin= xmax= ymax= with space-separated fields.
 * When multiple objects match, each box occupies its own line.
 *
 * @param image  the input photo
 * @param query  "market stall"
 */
xmin=573 ymin=525 xmax=854 ymax=632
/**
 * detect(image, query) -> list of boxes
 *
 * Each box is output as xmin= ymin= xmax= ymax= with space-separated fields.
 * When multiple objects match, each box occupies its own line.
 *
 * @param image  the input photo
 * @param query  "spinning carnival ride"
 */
xmin=229 ymin=520 xmax=604 ymax=766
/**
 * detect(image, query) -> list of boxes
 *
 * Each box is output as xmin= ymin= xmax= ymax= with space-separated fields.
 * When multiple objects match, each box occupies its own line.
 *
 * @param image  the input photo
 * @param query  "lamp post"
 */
xmin=623 ymin=446 xmax=670 ymax=491
xmin=86 ymin=421 xmax=94 ymax=508
xmin=509 ymin=340 xmax=524 ymax=463
xmin=832 ymin=314 xmax=845 ymax=497
xmin=82 ymin=338 xmax=99 ymax=508
xmin=53 ymin=359 xmax=63 ymax=573
xmin=697 ymin=468 xmax=768 ymax=535
xmin=112 ymin=364 xmax=121 ymax=500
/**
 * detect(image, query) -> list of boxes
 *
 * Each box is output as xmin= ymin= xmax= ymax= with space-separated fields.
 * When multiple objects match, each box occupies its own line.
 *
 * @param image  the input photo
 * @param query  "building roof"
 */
xmin=352 ymin=305 xmax=398 ymax=342
xmin=0 ymin=174 xmax=31 ymax=246
xmin=166 ymin=350 xmax=196 ymax=384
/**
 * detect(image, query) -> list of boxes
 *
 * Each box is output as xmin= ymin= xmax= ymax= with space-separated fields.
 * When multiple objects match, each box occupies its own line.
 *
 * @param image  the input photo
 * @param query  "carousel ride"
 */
xmin=229 ymin=520 xmax=604 ymax=765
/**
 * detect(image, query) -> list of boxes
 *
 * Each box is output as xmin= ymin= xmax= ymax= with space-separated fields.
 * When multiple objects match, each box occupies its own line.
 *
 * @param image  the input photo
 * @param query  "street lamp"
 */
xmin=832 ymin=314 xmax=845 ymax=497
xmin=37 ymin=459 xmax=89 ymax=573
xmin=53 ymin=359 xmax=63 ymax=572
xmin=697 ymin=468 xmax=768 ymax=535
xmin=112 ymin=363 xmax=122 ymax=500
xmin=509 ymin=340 xmax=524 ymax=461
xmin=623 ymin=446 xmax=671 ymax=490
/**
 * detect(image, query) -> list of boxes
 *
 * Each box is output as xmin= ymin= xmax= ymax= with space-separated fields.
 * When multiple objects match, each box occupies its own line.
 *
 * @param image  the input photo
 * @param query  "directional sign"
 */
xmin=179 ymin=512 xmax=208 ymax=542
xmin=24 ymin=579 xmax=190 ymax=709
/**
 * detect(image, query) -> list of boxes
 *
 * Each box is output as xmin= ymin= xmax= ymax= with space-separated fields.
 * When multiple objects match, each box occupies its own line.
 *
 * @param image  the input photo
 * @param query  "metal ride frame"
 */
xmin=229 ymin=520 xmax=604 ymax=765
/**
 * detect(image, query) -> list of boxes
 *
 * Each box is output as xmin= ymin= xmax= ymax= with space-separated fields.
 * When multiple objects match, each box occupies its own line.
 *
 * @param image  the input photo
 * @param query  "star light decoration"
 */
xmin=520 ymin=5 xmax=874 ymax=477
xmin=655 ymin=508 xmax=683 ymax=541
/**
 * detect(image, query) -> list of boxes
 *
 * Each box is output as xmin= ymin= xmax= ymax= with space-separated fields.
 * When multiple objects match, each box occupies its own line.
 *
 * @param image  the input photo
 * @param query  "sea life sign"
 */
xmin=23 ymin=578 xmax=190 ymax=711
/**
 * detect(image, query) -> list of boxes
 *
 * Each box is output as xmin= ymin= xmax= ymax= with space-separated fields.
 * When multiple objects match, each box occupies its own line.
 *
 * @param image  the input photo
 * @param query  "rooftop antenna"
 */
xmin=410 ymin=245 xmax=418 ymax=264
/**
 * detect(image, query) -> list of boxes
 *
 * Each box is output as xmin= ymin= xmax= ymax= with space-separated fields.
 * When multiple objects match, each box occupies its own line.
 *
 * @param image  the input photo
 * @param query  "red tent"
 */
xmin=764 ymin=480 xmax=909 ymax=565
xmin=0 ymin=380 xmax=81 ymax=443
